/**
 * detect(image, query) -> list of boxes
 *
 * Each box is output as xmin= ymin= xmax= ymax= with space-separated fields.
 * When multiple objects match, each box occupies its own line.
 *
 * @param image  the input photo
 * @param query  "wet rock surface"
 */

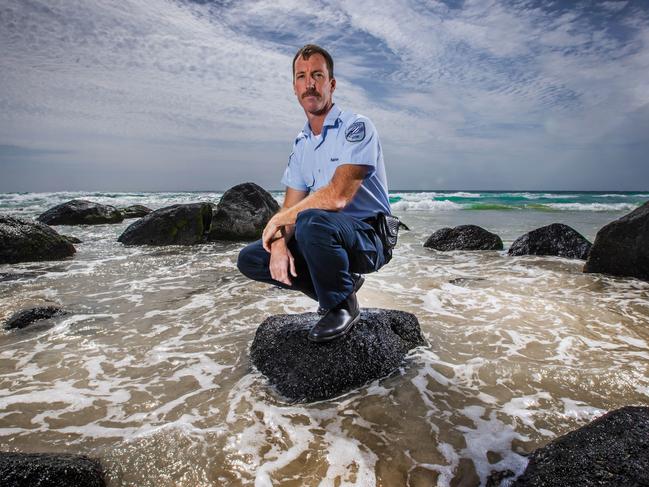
xmin=584 ymin=201 xmax=649 ymax=280
xmin=208 ymin=182 xmax=280 ymax=241
xmin=424 ymin=225 xmax=503 ymax=251
xmin=250 ymin=309 xmax=426 ymax=402
xmin=0 ymin=452 xmax=105 ymax=487
xmin=119 ymin=204 xmax=152 ymax=219
xmin=511 ymin=406 xmax=649 ymax=486
xmin=486 ymin=469 xmax=516 ymax=487
xmin=118 ymin=203 xmax=212 ymax=246
xmin=4 ymin=306 xmax=66 ymax=330
xmin=0 ymin=215 xmax=76 ymax=264
xmin=508 ymin=223 xmax=591 ymax=259
xmin=61 ymin=234 xmax=82 ymax=244
xmin=37 ymin=199 xmax=123 ymax=225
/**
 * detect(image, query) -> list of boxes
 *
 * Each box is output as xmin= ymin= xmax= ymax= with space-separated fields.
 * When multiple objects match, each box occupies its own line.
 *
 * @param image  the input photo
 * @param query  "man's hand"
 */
xmin=262 ymin=213 xmax=285 ymax=252
xmin=269 ymin=239 xmax=297 ymax=286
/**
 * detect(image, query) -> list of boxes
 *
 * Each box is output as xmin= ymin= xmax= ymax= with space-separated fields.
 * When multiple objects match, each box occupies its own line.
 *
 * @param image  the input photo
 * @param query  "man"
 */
xmin=237 ymin=44 xmax=392 ymax=342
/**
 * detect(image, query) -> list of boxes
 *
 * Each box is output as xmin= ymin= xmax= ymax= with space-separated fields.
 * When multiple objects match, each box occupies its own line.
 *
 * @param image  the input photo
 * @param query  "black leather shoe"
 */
xmin=308 ymin=292 xmax=360 ymax=342
xmin=316 ymin=306 xmax=328 ymax=316
xmin=315 ymin=273 xmax=365 ymax=316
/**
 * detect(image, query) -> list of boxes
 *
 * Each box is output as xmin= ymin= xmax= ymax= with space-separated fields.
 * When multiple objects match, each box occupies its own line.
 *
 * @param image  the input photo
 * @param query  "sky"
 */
xmin=1 ymin=0 xmax=648 ymax=192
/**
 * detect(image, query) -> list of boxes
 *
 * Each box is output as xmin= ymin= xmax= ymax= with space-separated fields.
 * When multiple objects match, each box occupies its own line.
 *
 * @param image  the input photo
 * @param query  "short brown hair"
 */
xmin=292 ymin=44 xmax=334 ymax=80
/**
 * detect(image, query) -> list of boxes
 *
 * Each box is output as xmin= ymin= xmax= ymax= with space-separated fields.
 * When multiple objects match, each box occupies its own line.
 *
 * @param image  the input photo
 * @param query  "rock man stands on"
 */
xmin=237 ymin=44 xmax=392 ymax=342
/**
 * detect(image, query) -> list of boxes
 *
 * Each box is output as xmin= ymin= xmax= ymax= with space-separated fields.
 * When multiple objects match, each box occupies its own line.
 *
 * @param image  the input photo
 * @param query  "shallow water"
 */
xmin=1 ymin=193 xmax=648 ymax=486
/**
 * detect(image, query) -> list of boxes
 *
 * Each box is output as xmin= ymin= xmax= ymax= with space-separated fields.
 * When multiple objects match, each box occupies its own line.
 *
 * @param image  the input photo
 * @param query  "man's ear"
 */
xmin=331 ymin=78 xmax=336 ymax=92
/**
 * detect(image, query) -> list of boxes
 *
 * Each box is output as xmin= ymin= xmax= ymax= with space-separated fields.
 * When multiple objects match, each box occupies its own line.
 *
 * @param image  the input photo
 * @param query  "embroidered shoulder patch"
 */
xmin=345 ymin=121 xmax=366 ymax=142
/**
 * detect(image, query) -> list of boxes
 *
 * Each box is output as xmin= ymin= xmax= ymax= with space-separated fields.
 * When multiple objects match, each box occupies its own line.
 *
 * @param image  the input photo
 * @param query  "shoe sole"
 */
xmin=308 ymin=313 xmax=361 ymax=343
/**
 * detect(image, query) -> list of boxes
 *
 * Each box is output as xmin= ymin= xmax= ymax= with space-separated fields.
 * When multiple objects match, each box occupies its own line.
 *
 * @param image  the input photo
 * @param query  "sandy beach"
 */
xmin=1 ymin=190 xmax=648 ymax=485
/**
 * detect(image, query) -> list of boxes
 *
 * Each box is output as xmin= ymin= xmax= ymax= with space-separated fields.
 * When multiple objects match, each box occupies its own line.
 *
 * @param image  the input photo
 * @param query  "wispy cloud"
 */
xmin=0 ymin=0 xmax=647 ymax=191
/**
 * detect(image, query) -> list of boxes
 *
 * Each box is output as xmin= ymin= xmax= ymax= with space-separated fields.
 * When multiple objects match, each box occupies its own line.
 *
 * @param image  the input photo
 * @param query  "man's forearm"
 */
xmin=273 ymin=166 xmax=366 ymax=227
xmin=277 ymin=188 xmax=342 ymax=226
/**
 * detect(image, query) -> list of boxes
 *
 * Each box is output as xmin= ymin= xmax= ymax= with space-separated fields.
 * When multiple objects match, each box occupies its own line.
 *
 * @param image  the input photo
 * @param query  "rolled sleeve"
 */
xmin=338 ymin=117 xmax=379 ymax=178
xmin=280 ymin=150 xmax=308 ymax=191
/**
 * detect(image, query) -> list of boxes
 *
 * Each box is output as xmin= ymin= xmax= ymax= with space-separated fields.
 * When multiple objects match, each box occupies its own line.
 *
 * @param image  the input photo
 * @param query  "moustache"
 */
xmin=302 ymin=89 xmax=321 ymax=99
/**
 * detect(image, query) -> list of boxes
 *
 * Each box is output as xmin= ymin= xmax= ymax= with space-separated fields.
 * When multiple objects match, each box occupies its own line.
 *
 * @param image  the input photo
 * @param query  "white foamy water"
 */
xmin=1 ymin=193 xmax=649 ymax=486
xmin=547 ymin=202 xmax=640 ymax=212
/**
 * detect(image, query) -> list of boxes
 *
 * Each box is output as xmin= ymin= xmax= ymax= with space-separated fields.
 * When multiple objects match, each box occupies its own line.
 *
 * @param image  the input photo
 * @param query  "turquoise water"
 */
xmin=387 ymin=190 xmax=647 ymax=212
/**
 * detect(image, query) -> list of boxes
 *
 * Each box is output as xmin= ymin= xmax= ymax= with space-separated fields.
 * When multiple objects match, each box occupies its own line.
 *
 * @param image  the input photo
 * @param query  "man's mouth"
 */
xmin=302 ymin=91 xmax=320 ymax=99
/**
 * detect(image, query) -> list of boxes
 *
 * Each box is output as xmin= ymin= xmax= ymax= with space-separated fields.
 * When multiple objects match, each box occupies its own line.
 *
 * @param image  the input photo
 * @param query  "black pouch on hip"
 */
xmin=375 ymin=212 xmax=400 ymax=262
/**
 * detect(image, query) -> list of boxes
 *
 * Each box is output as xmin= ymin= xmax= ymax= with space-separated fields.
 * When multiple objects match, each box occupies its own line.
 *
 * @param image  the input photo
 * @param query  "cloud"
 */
xmin=0 ymin=0 xmax=648 ymax=191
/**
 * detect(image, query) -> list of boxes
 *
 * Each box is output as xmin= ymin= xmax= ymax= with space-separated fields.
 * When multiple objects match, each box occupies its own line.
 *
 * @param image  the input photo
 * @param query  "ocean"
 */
xmin=1 ymin=190 xmax=648 ymax=486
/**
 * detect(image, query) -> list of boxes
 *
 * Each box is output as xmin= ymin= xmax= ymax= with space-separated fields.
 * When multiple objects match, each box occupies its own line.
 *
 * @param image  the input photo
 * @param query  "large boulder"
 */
xmin=37 ymin=199 xmax=123 ymax=225
xmin=0 ymin=216 xmax=76 ymax=264
xmin=208 ymin=182 xmax=280 ymax=241
xmin=250 ymin=309 xmax=426 ymax=402
xmin=512 ymin=406 xmax=649 ymax=486
xmin=4 ymin=306 xmax=66 ymax=330
xmin=119 ymin=204 xmax=152 ymax=219
xmin=118 ymin=203 xmax=212 ymax=246
xmin=508 ymin=223 xmax=591 ymax=259
xmin=424 ymin=225 xmax=503 ymax=251
xmin=0 ymin=452 xmax=105 ymax=487
xmin=584 ymin=201 xmax=649 ymax=280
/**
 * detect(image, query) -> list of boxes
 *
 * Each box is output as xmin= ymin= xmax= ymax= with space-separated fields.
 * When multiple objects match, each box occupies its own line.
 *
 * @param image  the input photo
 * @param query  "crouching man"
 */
xmin=237 ymin=44 xmax=393 ymax=342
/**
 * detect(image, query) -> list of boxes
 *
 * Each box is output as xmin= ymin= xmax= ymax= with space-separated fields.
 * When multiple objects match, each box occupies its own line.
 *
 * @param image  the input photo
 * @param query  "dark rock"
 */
xmin=4 ymin=306 xmax=66 ymax=330
xmin=250 ymin=309 xmax=426 ymax=402
xmin=119 ymin=204 xmax=152 ymax=219
xmin=37 ymin=199 xmax=123 ymax=225
xmin=61 ymin=235 xmax=82 ymax=244
xmin=424 ymin=225 xmax=503 ymax=251
xmin=0 ymin=451 xmax=105 ymax=487
xmin=449 ymin=277 xmax=486 ymax=286
xmin=584 ymin=201 xmax=649 ymax=280
xmin=208 ymin=182 xmax=280 ymax=241
xmin=512 ymin=406 xmax=649 ymax=486
xmin=0 ymin=272 xmax=42 ymax=282
xmin=0 ymin=216 xmax=75 ymax=264
xmin=508 ymin=223 xmax=591 ymax=259
xmin=486 ymin=469 xmax=515 ymax=487
xmin=118 ymin=203 xmax=212 ymax=246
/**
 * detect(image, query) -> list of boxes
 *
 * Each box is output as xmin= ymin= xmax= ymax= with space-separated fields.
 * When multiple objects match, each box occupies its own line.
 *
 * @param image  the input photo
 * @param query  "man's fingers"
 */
xmin=262 ymin=224 xmax=281 ymax=253
xmin=270 ymin=262 xmax=291 ymax=286
xmin=289 ymin=255 xmax=297 ymax=277
xmin=262 ymin=224 xmax=275 ymax=252
xmin=262 ymin=232 xmax=272 ymax=252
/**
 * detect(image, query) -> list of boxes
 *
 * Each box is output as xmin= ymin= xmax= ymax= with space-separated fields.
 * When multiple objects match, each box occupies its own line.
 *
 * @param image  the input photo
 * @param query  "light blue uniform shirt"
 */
xmin=281 ymin=104 xmax=391 ymax=220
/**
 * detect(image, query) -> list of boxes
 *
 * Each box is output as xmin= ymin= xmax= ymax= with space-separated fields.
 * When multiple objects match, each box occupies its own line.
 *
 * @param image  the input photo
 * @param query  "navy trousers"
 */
xmin=237 ymin=209 xmax=387 ymax=309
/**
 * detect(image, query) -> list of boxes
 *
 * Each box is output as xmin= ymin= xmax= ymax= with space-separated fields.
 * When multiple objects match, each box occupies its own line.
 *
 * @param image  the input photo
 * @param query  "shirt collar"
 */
xmin=301 ymin=104 xmax=342 ymax=137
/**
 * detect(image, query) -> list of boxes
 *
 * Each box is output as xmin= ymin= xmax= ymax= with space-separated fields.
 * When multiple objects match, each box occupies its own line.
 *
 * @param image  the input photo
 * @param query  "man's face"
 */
xmin=293 ymin=53 xmax=336 ymax=116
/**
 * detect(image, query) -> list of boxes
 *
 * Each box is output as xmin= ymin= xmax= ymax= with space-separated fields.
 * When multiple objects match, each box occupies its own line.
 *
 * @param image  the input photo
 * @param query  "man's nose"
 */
xmin=306 ymin=76 xmax=315 ymax=88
